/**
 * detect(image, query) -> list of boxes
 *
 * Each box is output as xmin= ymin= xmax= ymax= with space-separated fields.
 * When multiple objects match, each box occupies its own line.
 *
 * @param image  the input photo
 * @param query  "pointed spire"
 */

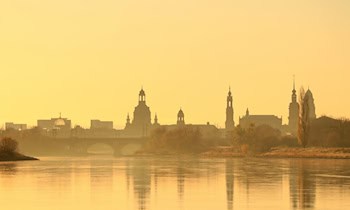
xmin=154 ymin=113 xmax=159 ymax=124
xmin=126 ymin=113 xmax=131 ymax=124
xmin=293 ymin=75 xmax=296 ymax=90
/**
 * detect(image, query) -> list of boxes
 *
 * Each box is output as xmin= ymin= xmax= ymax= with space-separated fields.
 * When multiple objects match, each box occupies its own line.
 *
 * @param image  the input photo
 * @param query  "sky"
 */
xmin=0 ymin=0 xmax=349 ymax=129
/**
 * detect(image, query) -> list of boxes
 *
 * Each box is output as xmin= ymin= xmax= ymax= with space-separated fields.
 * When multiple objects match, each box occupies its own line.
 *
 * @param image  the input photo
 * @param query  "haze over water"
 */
xmin=1 ymin=157 xmax=350 ymax=210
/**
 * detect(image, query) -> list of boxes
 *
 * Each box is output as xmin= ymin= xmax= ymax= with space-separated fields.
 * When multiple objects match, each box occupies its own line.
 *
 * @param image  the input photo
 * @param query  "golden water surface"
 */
xmin=0 ymin=157 xmax=350 ymax=210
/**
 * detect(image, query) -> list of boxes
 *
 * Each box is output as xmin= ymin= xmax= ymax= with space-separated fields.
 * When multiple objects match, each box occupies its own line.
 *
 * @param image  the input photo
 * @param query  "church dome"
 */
xmin=54 ymin=118 xmax=66 ymax=127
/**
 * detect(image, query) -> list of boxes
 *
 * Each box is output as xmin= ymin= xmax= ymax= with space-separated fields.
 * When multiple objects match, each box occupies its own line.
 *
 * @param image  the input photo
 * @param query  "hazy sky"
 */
xmin=0 ymin=0 xmax=349 ymax=128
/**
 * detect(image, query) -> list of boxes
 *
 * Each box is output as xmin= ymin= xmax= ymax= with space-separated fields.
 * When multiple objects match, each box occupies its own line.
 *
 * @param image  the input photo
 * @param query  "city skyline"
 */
xmin=0 ymin=81 xmax=323 ymax=129
xmin=1 ymin=0 xmax=349 ymax=128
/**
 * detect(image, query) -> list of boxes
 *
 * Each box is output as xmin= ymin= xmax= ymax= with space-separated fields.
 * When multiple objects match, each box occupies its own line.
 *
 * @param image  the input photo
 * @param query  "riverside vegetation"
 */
xmin=139 ymin=116 xmax=350 ymax=159
xmin=0 ymin=137 xmax=38 ymax=161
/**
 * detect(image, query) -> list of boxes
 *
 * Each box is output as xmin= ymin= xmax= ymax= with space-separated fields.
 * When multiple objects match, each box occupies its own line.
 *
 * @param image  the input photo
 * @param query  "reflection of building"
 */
xmin=5 ymin=122 xmax=27 ymax=131
xmin=239 ymin=109 xmax=282 ymax=130
xmin=90 ymin=120 xmax=113 ymax=130
xmin=225 ymin=159 xmax=234 ymax=210
xmin=289 ymin=160 xmax=316 ymax=209
xmin=130 ymin=160 xmax=151 ymax=210
xmin=288 ymin=78 xmax=299 ymax=135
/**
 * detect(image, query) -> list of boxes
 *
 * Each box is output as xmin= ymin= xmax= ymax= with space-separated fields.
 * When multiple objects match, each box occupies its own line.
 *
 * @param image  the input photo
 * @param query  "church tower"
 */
xmin=225 ymin=87 xmax=235 ymax=131
xmin=153 ymin=113 xmax=160 ymax=126
xmin=126 ymin=113 xmax=131 ymax=126
xmin=131 ymin=88 xmax=152 ymax=137
xmin=288 ymin=77 xmax=299 ymax=135
xmin=177 ymin=109 xmax=185 ymax=126
xmin=305 ymin=88 xmax=316 ymax=120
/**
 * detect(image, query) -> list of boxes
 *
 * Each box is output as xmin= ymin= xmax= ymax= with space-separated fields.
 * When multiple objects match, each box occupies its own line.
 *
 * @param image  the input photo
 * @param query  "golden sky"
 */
xmin=0 ymin=0 xmax=349 ymax=128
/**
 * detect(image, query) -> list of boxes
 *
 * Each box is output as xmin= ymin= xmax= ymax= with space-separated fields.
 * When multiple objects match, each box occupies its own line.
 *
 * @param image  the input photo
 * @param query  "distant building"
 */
xmin=37 ymin=114 xmax=71 ymax=131
xmin=304 ymin=89 xmax=316 ymax=120
xmin=37 ymin=114 xmax=72 ymax=138
xmin=153 ymin=114 xmax=160 ymax=127
xmin=239 ymin=109 xmax=282 ymax=130
xmin=124 ymin=88 xmax=152 ymax=137
xmin=288 ymin=78 xmax=299 ymax=135
xmin=90 ymin=120 xmax=113 ymax=130
xmin=225 ymin=87 xmax=235 ymax=131
xmin=177 ymin=109 xmax=185 ymax=126
xmin=5 ymin=122 xmax=27 ymax=131
xmin=160 ymin=109 xmax=220 ymax=139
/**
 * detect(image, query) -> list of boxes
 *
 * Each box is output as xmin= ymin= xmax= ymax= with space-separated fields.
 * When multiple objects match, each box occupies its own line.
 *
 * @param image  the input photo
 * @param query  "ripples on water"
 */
xmin=0 ymin=157 xmax=350 ymax=210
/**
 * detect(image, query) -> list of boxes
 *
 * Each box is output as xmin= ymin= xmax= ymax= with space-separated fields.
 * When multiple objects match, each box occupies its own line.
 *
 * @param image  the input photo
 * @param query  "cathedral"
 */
xmin=124 ymin=88 xmax=156 ymax=137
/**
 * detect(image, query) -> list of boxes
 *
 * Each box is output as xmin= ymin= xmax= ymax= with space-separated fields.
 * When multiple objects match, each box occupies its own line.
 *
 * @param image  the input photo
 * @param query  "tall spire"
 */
xmin=225 ymin=87 xmax=235 ymax=131
xmin=154 ymin=113 xmax=159 ymax=125
xmin=293 ymin=75 xmax=296 ymax=90
xmin=291 ymin=76 xmax=297 ymax=102
xmin=126 ymin=113 xmax=131 ymax=125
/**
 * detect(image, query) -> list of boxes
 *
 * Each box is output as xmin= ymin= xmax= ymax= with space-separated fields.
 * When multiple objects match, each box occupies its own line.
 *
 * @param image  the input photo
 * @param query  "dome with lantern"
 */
xmin=54 ymin=113 xmax=66 ymax=127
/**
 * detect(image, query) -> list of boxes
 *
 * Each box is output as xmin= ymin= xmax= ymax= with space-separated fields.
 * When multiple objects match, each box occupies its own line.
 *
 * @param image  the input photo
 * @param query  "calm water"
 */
xmin=0 ymin=157 xmax=350 ymax=210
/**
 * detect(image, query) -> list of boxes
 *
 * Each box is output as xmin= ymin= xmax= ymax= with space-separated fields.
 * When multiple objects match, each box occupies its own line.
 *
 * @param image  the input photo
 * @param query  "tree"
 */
xmin=298 ymin=87 xmax=311 ymax=147
xmin=0 ymin=137 xmax=19 ymax=154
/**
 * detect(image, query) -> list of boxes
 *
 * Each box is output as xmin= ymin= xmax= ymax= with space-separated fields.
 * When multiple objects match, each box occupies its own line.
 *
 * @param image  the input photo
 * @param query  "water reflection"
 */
xmin=0 ymin=157 xmax=350 ymax=210
xmin=0 ymin=162 xmax=17 ymax=175
xmin=130 ymin=159 xmax=151 ymax=210
xmin=176 ymin=160 xmax=185 ymax=201
xmin=225 ymin=159 xmax=234 ymax=210
xmin=289 ymin=160 xmax=316 ymax=210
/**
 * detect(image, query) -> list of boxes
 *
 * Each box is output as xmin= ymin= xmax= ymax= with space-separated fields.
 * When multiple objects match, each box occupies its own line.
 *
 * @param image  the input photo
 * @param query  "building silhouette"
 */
xmin=124 ymin=88 xmax=152 ymax=137
xmin=5 ymin=122 xmax=27 ymax=131
xmin=239 ymin=108 xmax=282 ymax=130
xmin=304 ymin=89 xmax=316 ymax=120
xmin=177 ymin=109 xmax=185 ymax=126
xmin=153 ymin=113 xmax=160 ymax=127
xmin=225 ymin=87 xmax=235 ymax=133
xmin=90 ymin=120 xmax=113 ymax=130
xmin=37 ymin=114 xmax=71 ymax=131
xmin=288 ymin=78 xmax=299 ymax=135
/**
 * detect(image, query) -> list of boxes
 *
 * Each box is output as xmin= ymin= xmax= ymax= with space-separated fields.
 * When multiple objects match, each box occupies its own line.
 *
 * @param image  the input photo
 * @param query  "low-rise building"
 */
xmin=239 ymin=109 xmax=282 ymax=130
xmin=90 ymin=120 xmax=113 ymax=130
xmin=5 ymin=122 xmax=27 ymax=131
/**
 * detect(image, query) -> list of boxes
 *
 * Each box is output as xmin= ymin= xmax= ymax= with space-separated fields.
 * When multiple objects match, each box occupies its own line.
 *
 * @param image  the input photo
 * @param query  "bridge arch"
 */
xmin=65 ymin=138 xmax=148 ymax=156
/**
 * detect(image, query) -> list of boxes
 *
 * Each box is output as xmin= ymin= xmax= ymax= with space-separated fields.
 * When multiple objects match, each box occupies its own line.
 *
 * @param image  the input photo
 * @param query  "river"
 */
xmin=0 ymin=156 xmax=350 ymax=210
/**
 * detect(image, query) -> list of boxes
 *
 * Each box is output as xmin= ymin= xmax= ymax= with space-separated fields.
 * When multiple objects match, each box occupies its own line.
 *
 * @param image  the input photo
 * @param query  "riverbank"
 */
xmin=259 ymin=147 xmax=350 ymax=159
xmin=201 ymin=146 xmax=350 ymax=159
xmin=0 ymin=152 xmax=39 ymax=162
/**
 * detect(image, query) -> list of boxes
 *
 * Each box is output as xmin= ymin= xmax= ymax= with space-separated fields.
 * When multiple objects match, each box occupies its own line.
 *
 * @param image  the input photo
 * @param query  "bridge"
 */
xmin=56 ymin=137 xmax=149 ymax=156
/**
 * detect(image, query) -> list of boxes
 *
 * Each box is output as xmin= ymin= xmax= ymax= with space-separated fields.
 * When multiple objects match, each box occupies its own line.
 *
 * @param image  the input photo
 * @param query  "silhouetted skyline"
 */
xmin=1 ymin=0 xmax=349 ymax=128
